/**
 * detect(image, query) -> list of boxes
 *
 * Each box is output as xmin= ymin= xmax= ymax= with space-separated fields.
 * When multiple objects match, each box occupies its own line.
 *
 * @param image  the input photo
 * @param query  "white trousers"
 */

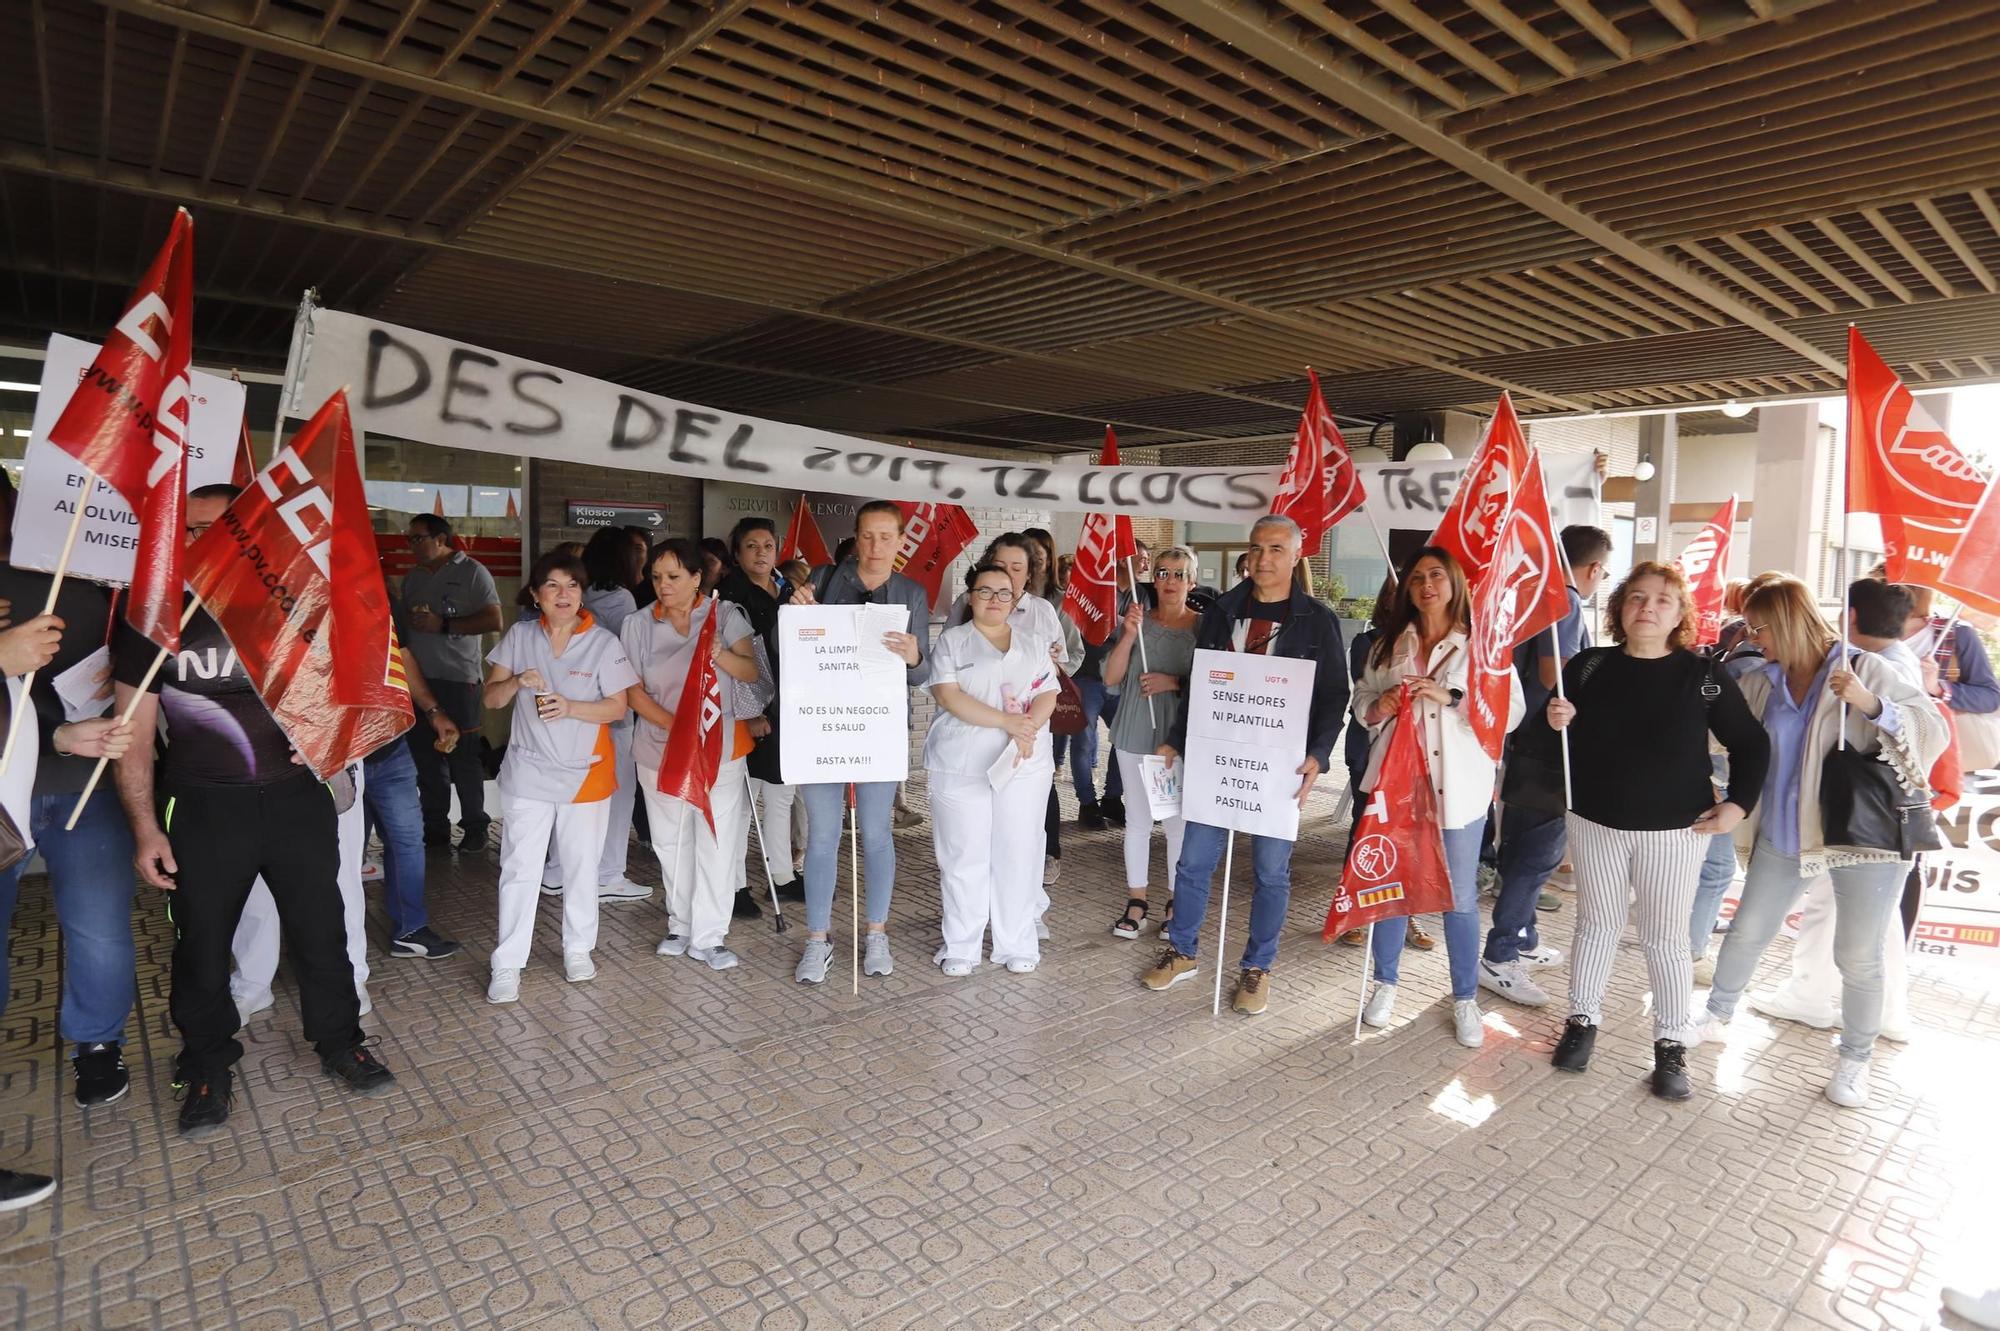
xmin=929 ymin=768 xmax=1050 ymax=966
xmin=1566 ymin=814 xmax=1708 ymax=1042
xmin=738 ymin=776 xmax=797 ymax=894
xmin=1762 ymin=875 xmax=1911 ymax=1033
xmin=494 ymin=793 xmax=609 ymax=968
xmin=640 ymin=757 xmax=749 ymax=950
xmin=233 ymin=766 xmax=368 ymax=1001
xmin=1114 ymin=748 xmax=1185 ymax=893
xmin=544 ymin=724 xmax=633 ymax=886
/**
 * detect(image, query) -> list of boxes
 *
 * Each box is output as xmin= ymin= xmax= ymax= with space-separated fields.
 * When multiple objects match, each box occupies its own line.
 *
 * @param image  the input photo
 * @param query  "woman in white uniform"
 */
xmin=621 ymin=538 xmax=763 ymax=971
xmin=926 ymin=562 xmax=1060 ymax=975
xmin=481 ymin=550 xmax=639 ymax=1003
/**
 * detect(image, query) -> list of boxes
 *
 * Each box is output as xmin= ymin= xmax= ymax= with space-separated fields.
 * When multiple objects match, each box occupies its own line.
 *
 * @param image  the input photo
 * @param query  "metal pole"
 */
xmin=1354 ymin=921 xmax=1374 ymax=1041
xmin=849 ymin=787 xmax=861 ymax=995
xmin=1211 ymin=830 xmax=1236 ymax=1016
xmin=1125 ymin=555 xmax=1156 ymax=728
xmin=742 ymin=767 xmax=787 ymax=933
xmin=1548 ymin=620 xmax=1573 ymax=810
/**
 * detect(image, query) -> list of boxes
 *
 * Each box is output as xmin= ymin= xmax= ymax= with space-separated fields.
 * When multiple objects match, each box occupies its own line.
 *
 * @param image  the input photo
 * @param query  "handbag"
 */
xmin=1049 ymin=671 xmax=1086 ymax=736
xmin=1819 ymin=745 xmax=1942 ymax=856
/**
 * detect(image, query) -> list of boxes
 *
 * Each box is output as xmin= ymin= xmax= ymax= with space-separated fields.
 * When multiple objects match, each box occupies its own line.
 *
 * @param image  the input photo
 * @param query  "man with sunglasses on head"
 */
xmin=399 ymin=515 xmax=503 ymax=850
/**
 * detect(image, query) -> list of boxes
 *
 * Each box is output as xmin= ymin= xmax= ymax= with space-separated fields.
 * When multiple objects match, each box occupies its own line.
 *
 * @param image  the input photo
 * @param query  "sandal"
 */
xmin=1111 ymin=896 xmax=1149 ymax=939
xmin=1157 ymin=898 xmax=1173 ymax=938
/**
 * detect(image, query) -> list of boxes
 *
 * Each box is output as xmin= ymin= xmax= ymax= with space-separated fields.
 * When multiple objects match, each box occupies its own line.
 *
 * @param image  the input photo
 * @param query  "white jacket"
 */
xmin=1352 ymin=626 xmax=1522 ymax=830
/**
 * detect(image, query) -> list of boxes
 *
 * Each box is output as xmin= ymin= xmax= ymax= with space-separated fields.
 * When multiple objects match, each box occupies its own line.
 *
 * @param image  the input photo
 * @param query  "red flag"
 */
xmin=1675 ymin=495 xmax=1738 ymax=647
xmin=1939 ymin=475 xmax=2000 ymax=616
xmin=184 ymin=391 xmax=413 ymax=777
xmin=1432 ymin=392 xmax=1530 ymax=583
xmin=656 ymin=595 xmax=723 ymax=832
xmin=781 ymin=495 xmax=833 ymax=567
xmin=1062 ymin=427 xmax=1137 ymax=646
xmin=1848 ymin=326 xmax=1986 ymax=589
xmin=1324 ymin=693 xmax=1452 ymax=939
xmin=45 ymin=209 xmax=195 ymax=651
xmin=1465 ymin=453 xmax=1570 ymax=761
xmin=894 ymin=500 xmax=980 ymax=606
xmin=1272 ymin=370 xmax=1366 ymax=558
xmin=231 ymin=410 xmax=257 ymax=490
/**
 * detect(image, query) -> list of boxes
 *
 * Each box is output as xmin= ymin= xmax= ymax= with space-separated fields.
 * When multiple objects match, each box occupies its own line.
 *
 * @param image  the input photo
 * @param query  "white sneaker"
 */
xmin=687 ymin=944 xmax=739 ymax=971
xmin=655 ymin=934 xmax=690 ymax=957
xmin=1942 ymin=1280 xmax=2000 ymax=1330
xmin=1691 ymin=954 xmax=1716 ymax=988
xmin=487 ymin=968 xmax=521 ymax=1004
xmin=863 ymin=932 xmax=894 ymax=977
xmin=1361 ymin=982 xmax=1397 ymax=1029
xmin=1825 ymin=1056 xmax=1871 ymax=1108
xmin=540 ymin=870 xmax=562 ymax=896
xmin=941 ymin=958 xmax=975 ymax=977
xmin=1692 ymin=1013 xmax=1729 ymax=1047
xmin=1035 ymin=916 xmax=1050 ymax=940
xmin=1452 ymin=999 xmax=1485 ymax=1048
xmin=1005 ymin=957 xmax=1038 ymax=974
xmin=1043 ymin=855 xmax=1061 ymax=885
xmin=795 ymin=939 xmax=832 ymax=984
xmin=356 ymin=985 xmax=372 ymax=1018
xmin=1749 ymin=988 xmax=1839 ymax=1029
xmin=597 ymin=876 xmax=650 ymax=902
xmin=232 ymin=988 xmax=274 ymax=1023
xmin=1518 ymin=944 xmax=1564 ymax=970
xmin=564 ymin=951 xmax=596 ymax=983
xmin=360 ymin=860 xmax=383 ymax=883
xmin=1476 ymin=958 xmax=1550 ymax=1007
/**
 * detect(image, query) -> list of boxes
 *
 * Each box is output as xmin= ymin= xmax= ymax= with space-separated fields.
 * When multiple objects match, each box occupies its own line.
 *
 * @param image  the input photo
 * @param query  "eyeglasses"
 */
xmin=1153 ymin=569 xmax=1190 ymax=582
xmin=405 ymin=533 xmax=435 ymax=546
xmin=970 ymin=588 xmax=1017 ymax=603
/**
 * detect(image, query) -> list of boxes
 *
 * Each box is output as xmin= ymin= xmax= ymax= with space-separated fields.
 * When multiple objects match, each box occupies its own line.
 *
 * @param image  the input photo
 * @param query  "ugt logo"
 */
xmin=1873 ymin=390 xmax=1983 ymax=511
xmin=1351 ymin=833 xmax=1398 ymax=883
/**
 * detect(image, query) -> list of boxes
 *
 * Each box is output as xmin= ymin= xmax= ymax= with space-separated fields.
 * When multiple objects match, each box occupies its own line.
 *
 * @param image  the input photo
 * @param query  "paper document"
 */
xmin=1141 ymin=754 xmax=1182 ymax=821
xmin=853 ymin=603 xmax=912 ymax=681
xmin=987 ymin=743 xmax=1023 ymax=791
xmin=52 ymin=646 xmax=115 ymax=722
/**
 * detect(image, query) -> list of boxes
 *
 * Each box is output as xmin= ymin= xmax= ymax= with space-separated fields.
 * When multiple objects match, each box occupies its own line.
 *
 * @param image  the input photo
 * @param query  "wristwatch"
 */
xmin=1447 ymin=687 xmax=1464 ymax=709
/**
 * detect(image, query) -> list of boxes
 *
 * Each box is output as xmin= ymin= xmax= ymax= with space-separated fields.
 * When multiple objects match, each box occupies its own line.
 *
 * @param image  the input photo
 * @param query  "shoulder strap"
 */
xmin=1699 ymin=653 xmax=1721 ymax=709
xmin=1572 ymin=646 xmax=1609 ymax=693
xmin=813 ymin=564 xmax=835 ymax=601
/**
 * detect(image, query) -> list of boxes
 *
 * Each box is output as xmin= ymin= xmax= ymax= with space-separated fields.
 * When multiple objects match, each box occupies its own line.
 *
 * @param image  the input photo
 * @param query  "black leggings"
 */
xmin=1045 ymin=787 xmax=1062 ymax=860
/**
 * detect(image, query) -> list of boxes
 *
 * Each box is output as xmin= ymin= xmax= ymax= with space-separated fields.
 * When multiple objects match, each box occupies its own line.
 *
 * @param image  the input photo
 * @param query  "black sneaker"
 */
xmin=1552 ymin=1016 xmax=1596 ymax=1073
xmin=1078 ymin=803 xmax=1106 ymax=831
xmin=73 ymin=1042 xmax=129 ymax=1107
xmin=0 ymin=1168 xmax=56 ymax=1211
xmin=1651 ymin=1040 xmax=1692 ymax=1101
xmin=774 ymin=877 xmax=807 ymax=904
xmin=176 ymin=1073 xmax=233 ymax=1138
xmin=732 ymin=887 xmax=762 ymax=919
xmin=322 ymin=1044 xmax=397 ymax=1098
xmin=390 ymin=926 xmax=462 ymax=959
xmin=456 ymin=820 xmax=491 ymax=852
xmin=1100 ymin=795 xmax=1127 ymax=827
xmin=423 ymin=826 xmax=452 ymax=849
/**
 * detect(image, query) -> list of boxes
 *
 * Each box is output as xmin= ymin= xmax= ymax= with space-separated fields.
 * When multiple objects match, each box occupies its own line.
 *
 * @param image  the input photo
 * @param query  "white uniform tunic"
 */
xmin=924 ymin=621 xmax=1059 ymax=968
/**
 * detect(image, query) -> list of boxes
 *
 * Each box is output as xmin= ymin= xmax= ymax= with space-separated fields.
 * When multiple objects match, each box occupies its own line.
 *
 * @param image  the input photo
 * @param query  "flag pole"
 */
xmin=1124 ymin=555 xmax=1156 ymax=728
xmin=1358 ymin=500 xmax=1397 ymax=573
xmin=63 ymin=596 xmax=204 ymax=831
xmin=1354 ymin=921 xmax=1373 ymax=1041
xmin=742 ymin=767 xmax=788 ymax=934
xmin=849 ymin=785 xmax=861 ymax=996
xmin=1838 ymin=523 xmax=1849 ymax=749
xmin=1211 ymin=830 xmax=1236 ymax=1016
xmin=1549 ymin=620 xmax=1573 ymax=809
xmin=0 ymin=467 xmax=98 ymax=775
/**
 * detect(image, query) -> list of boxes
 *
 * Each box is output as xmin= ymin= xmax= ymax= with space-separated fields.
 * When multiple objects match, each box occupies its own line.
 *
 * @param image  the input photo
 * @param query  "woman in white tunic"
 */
xmin=481 ymin=551 xmax=639 ymax=1003
xmin=926 ymin=563 xmax=1060 ymax=976
xmin=621 ymin=538 xmax=763 ymax=971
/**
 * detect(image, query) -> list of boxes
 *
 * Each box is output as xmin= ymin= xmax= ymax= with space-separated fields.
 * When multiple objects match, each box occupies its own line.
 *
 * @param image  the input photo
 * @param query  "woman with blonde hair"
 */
xmin=1545 ymin=562 xmax=1769 ymax=1098
xmin=1698 ymin=575 xmax=1945 ymax=1109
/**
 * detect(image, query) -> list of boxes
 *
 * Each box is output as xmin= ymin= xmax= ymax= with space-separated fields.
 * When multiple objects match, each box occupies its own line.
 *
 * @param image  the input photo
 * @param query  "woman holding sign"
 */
xmin=1102 ymin=546 xmax=1198 ymax=940
xmin=1543 ymin=562 xmax=1768 ymax=1099
xmin=1353 ymin=548 xmax=1522 ymax=1049
xmin=481 ymin=551 xmax=639 ymax=1004
xmin=924 ymin=563 xmax=1060 ymax=974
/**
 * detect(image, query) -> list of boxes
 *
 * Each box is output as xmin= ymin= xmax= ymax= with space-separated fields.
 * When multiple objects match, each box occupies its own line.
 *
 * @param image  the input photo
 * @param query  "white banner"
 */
xmin=285 ymin=308 xmax=1288 ymax=523
xmin=777 ymin=604 xmax=911 ymax=784
xmin=1180 ymin=647 xmax=1316 ymax=841
xmin=1918 ymin=775 xmax=2000 ymax=972
xmin=1358 ymin=451 xmax=1601 ymax=534
xmin=11 ymin=334 xmax=244 ymax=586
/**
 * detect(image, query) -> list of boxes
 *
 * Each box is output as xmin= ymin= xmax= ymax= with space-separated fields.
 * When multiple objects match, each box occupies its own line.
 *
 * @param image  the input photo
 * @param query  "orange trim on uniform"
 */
xmin=574 ymin=723 xmax=620 ymax=803
xmin=729 ymin=720 xmax=753 ymax=762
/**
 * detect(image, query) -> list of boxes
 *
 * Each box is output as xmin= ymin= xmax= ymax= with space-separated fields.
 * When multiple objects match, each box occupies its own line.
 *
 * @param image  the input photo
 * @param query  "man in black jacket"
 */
xmin=1141 ymin=514 xmax=1348 ymax=1015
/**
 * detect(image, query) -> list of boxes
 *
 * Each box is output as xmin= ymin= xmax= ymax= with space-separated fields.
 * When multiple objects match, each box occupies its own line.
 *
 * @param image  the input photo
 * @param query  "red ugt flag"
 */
xmin=1324 ymin=692 xmax=1452 ymax=939
xmin=1465 ymin=452 xmax=1570 ymax=761
xmin=657 ymin=595 xmax=723 ymax=831
xmin=1271 ymin=369 xmax=1365 ymax=558
xmin=184 ymin=391 xmax=413 ymax=777
xmin=894 ymin=501 xmax=980 ymax=607
xmin=1676 ymin=496 xmax=1738 ymax=647
xmin=1939 ymin=477 xmax=2000 ymax=617
xmin=1432 ymin=392 xmax=1530 ymax=583
xmin=46 ymin=209 xmax=195 ymax=651
xmin=1848 ymin=326 xmax=1986 ymax=588
xmin=781 ymin=495 xmax=832 ymax=568
xmin=1063 ymin=427 xmax=1138 ymax=646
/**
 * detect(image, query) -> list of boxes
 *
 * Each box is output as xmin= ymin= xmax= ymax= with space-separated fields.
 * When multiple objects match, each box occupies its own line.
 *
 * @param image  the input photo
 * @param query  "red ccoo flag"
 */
xmin=1272 ymin=370 xmax=1366 ymax=558
xmin=894 ymin=500 xmax=981 ymax=607
xmin=1063 ymin=427 xmax=1138 ymax=646
xmin=657 ymin=595 xmax=724 ymax=831
xmin=1465 ymin=452 xmax=1570 ymax=761
xmin=184 ymin=391 xmax=413 ymax=777
xmin=45 ymin=208 xmax=195 ymax=651
xmin=781 ymin=495 xmax=833 ymax=568
xmin=1847 ymin=326 xmax=1987 ymax=589
xmin=1676 ymin=495 xmax=1738 ymax=647
xmin=1432 ymin=392 xmax=1530 ymax=584
xmin=1324 ymin=693 xmax=1453 ymax=940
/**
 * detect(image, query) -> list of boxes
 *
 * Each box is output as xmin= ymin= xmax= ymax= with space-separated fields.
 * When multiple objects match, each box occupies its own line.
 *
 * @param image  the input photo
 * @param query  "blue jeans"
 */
xmin=1486 ymin=806 xmax=1562 ymax=962
xmin=0 ymin=788 xmax=138 ymax=1050
xmin=800 ymin=781 xmax=897 ymax=934
xmin=1101 ymin=691 xmax=1124 ymax=803
xmin=1707 ymin=840 xmax=1905 ymax=1062
xmin=1068 ymin=678 xmax=1107 ymax=804
xmin=1374 ymin=820 xmax=1485 ymax=1000
xmin=363 ymin=742 xmax=428 ymax=935
xmin=1688 ymin=833 xmax=1737 ymax=959
xmin=1165 ymin=820 xmax=1294 ymax=972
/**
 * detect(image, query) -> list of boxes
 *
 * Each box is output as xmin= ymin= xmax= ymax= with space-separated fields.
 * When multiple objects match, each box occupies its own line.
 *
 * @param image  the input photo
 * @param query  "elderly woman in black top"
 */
xmin=1545 ymin=561 xmax=1769 ymax=1099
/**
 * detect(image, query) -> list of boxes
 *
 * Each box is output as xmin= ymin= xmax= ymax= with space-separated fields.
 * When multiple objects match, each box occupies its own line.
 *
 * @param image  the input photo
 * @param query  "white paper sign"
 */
xmin=1916 ymin=774 xmax=2000 ymax=972
xmin=1179 ymin=647 xmax=1316 ymax=841
xmin=778 ymin=604 xmax=910 ymax=784
xmin=11 ymin=334 xmax=244 ymax=586
xmin=1140 ymin=754 xmax=1182 ymax=821
xmin=52 ymin=645 xmax=114 ymax=722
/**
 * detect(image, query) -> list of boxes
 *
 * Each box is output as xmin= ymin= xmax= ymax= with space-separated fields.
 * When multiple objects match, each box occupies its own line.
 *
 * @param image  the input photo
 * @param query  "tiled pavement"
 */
xmin=4 ymin=774 xmax=1998 ymax=1330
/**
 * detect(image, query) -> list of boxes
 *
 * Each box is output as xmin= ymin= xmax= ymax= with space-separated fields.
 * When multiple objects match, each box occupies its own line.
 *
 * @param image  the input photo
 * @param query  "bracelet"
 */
xmin=441 ymin=614 xmax=454 ymax=635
